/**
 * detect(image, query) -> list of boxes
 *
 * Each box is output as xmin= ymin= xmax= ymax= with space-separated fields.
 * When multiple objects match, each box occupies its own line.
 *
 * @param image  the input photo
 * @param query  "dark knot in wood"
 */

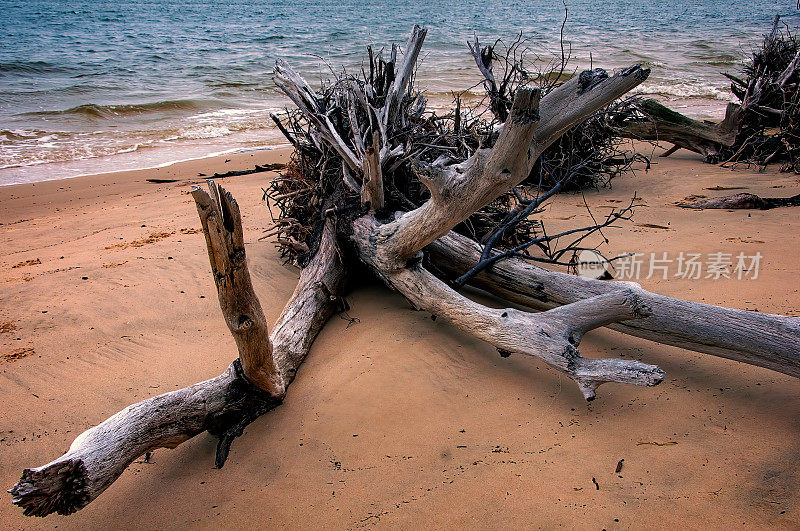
xmin=203 ymin=360 xmax=283 ymax=468
xmin=578 ymin=68 xmax=609 ymax=94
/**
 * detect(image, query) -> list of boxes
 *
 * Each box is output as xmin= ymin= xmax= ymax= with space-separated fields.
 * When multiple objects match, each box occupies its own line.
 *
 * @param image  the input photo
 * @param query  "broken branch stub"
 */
xmin=361 ymin=131 xmax=385 ymax=210
xmin=192 ymin=181 xmax=284 ymax=396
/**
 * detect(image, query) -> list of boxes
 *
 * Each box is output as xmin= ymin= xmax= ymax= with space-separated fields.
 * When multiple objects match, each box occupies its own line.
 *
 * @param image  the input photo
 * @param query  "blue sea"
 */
xmin=0 ymin=0 xmax=796 ymax=184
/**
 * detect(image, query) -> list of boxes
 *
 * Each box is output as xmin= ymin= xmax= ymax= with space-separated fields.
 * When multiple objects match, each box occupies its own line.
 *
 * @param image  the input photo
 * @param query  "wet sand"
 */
xmin=1 ymin=144 xmax=799 ymax=529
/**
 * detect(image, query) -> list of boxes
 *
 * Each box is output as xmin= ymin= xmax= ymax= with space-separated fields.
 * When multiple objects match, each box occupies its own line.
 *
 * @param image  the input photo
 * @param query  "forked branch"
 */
xmin=9 ymin=183 xmax=346 ymax=516
xmin=427 ymin=231 xmax=800 ymax=377
xmin=353 ymin=215 xmax=663 ymax=400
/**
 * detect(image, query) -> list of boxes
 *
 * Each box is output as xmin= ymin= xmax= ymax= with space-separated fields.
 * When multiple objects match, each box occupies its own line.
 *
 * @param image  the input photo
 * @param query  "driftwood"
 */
xmin=676 ymin=191 xmax=800 ymax=209
xmin=468 ymin=34 xmax=650 ymax=190
xmin=616 ymin=15 xmax=800 ymax=170
xmin=9 ymin=182 xmax=345 ymax=516
xmin=10 ymin=25 xmax=800 ymax=518
xmin=426 ymin=231 xmax=800 ymax=377
xmin=211 ymin=163 xmax=286 ymax=179
xmin=612 ymin=98 xmax=740 ymax=163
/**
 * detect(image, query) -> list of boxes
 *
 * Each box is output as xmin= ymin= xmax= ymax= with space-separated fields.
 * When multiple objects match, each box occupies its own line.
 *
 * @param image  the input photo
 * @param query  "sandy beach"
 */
xmin=1 ymin=143 xmax=798 ymax=528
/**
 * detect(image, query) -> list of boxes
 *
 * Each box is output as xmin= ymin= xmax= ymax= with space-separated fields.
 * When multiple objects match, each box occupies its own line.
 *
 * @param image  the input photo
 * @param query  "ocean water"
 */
xmin=0 ymin=0 xmax=796 ymax=185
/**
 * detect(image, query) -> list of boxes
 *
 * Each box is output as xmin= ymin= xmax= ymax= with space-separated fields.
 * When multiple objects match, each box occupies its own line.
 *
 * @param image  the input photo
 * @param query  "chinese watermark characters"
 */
xmin=576 ymin=250 xmax=763 ymax=280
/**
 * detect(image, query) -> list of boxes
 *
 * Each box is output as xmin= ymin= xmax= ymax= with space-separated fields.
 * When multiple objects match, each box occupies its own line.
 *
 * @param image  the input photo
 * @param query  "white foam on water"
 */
xmin=0 ymin=128 xmax=288 ymax=186
xmin=180 ymin=125 xmax=233 ymax=140
xmin=637 ymin=81 xmax=737 ymax=102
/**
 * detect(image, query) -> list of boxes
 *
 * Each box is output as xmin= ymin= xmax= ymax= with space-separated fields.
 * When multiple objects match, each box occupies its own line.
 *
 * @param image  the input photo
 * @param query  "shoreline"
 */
xmin=1 ymin=93 xmax=730 ymax=188
xmin=0 ymin=146 xmax=293 ymax=225
xmin=0 ymin=137 xmax=290 ymax=188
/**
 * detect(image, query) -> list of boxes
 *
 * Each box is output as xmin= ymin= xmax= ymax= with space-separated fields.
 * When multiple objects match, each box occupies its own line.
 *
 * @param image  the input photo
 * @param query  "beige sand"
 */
xmin=1 ymin=145 xmax=799 ymax=529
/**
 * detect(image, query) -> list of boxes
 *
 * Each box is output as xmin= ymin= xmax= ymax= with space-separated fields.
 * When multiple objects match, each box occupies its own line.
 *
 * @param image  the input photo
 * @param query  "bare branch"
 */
xmin=381 ymin=25 xmax=427 ymax=128
xmin=274 ymin=60 xmax=362 ymax=171
xmin=428 ymin=231 xmax=800 ymax=377
xmin=10 ymin=187 xmax=347 ymax=517
xmin=353 ymin=214 xmax=663 ymax=401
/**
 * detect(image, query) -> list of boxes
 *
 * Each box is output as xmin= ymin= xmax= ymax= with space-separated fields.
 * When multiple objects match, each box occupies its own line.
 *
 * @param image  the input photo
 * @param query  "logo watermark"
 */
xmin=575 ymin=251 xmax=762 ymax=280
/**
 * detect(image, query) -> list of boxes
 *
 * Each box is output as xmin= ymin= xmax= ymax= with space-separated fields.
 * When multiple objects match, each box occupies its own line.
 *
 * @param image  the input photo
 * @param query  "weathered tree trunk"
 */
xmin=426 ymin=231 xmax=800 ymax=377
xmin=677 ymin=191 xmax=800 ymax=209
xmin=613 ymin=98 xmax=740 ymax=162
xmin=333 ymin=66 xmax=662 ymax=400
xmin=8 ymin=182 xmax=345 ymax=516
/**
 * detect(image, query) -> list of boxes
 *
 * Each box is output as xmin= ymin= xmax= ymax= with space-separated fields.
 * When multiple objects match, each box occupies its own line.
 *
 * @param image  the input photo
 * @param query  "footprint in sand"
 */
xmin=105 ymin=231 xmax=175 ymax=250
xmin=2 ymin=347 xmax=35 ymax=362
xmin=104 ymin=228 xmax=200 ymax=250
xmin=11 ymin=258 xmax=41 ymax=268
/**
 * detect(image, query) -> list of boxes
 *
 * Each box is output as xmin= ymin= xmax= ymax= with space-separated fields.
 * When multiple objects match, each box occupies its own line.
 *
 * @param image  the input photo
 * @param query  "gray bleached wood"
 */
xmin=9 ymin=184 xmax=346 ymax=516
xmin=381 ymin=25 xmax=428 ymax=129
xmin=12 ymin=23 xmax=800 ymax=520
xmin=371 ymin=65 xmax=650 ymax=268
xmin=352 ymin=214 xmax=664 ymax=400
xmin=274 ymin=59 xmax=361 ymax=171
xmin=276 ymin=35 xmax=664 ymax=397
xmin=427 ymin=230 xmax=800 ymax=377
xmin=274 ymin=28 xmax=798 ymax=389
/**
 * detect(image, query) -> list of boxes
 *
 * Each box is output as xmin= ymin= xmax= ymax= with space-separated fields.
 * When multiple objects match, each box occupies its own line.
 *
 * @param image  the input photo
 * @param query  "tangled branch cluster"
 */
xmin=265 ymin=35 xmax=639 ymax=270
xmin=723 ymin=15 xmax=800 ymax=171
xmin=468 ymin=34 xmax=649 ymax=190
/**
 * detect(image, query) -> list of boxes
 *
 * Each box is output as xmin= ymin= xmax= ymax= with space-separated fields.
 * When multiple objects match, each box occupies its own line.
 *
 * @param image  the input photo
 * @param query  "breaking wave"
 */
xmin=22 ymin=99 xmax=215 ymax=119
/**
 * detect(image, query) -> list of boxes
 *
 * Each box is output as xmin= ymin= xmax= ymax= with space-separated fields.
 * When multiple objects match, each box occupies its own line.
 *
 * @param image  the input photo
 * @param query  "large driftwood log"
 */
xmin=273 ymin=28 xmax=799 ymax=389
xmin=614 ymin=16 xmax=800 ymax=167
xmin=8 ymin=182 xmax=345 ymax=516
xmin=426 ymin=231 xmax=800 ymax=377
xmin=613 ymin=98 xmax=740 ymax=162
xmin=326 ymin=58 xmax=661 ymax=398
